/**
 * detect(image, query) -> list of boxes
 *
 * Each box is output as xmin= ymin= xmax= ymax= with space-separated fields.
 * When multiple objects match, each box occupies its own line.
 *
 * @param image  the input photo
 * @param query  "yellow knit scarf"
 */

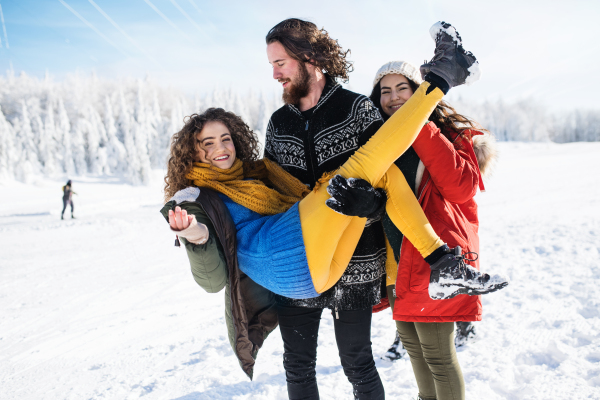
xmin=186 ymin=158 xmax=311 ymax=216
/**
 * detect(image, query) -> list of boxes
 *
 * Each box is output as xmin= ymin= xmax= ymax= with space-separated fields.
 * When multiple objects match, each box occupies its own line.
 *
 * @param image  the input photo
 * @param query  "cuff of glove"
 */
xmin=171 ymin=215 xmax=209 ymax=244
xmin=366 ymin=188 xmax=387 ymax=220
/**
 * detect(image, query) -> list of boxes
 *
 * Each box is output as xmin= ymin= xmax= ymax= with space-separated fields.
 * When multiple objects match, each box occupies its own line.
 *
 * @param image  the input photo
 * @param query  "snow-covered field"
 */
xmin=1 ymin=142 xmax=600 ymax=400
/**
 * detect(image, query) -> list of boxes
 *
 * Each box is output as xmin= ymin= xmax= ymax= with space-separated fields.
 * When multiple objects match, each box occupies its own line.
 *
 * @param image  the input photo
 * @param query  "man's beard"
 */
xmin=282 ymin=62 xmax=311 ymax=105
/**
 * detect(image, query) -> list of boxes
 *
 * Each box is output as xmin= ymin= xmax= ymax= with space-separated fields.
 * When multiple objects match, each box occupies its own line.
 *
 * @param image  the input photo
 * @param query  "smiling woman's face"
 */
xmin=379 ymin=74 xmax=415 ymax=117
xmin=195 ymin=121 xmax=237 ymax=169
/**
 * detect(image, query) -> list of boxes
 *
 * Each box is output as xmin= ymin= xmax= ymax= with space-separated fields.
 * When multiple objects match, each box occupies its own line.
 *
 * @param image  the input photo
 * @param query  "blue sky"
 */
xmin=0 ymin=0 xmax=598 ymax=110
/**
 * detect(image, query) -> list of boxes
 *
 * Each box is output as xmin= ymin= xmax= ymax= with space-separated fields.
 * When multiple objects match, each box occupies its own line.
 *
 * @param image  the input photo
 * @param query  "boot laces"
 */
xmin=453 ymin=251 xmax=483 ymax=281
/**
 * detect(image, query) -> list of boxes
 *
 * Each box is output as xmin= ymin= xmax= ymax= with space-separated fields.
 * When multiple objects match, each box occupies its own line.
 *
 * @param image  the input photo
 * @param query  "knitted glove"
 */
xmin=171 ymin=215 xmax=210 ymax=245
xmin=325 ymin=175 xmax=387 ymax=219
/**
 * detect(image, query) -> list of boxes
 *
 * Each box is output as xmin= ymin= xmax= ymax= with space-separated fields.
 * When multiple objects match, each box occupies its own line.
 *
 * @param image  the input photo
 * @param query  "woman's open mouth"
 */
xmin=214 ymin=155 xmax=230 ymax=161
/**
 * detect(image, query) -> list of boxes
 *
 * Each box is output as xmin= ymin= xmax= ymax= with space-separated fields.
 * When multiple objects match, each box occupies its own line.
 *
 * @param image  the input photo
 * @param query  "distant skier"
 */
xmin=61 ymin=180 xmax=76 ymax=219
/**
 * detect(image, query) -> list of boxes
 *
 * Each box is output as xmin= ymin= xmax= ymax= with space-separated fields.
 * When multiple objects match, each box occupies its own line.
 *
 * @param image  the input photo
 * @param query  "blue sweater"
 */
xmin=219 ymin=194 xmax=319 ymax=299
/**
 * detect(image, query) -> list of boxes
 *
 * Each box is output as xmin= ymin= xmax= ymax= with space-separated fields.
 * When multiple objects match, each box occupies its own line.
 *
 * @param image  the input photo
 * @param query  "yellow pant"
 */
xmin=299 ymin=82 xmax=445 ymax=293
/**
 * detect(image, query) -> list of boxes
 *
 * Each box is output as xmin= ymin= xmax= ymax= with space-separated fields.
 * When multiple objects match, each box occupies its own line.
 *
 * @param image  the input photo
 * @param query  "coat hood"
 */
xmin=472 ymin=132 xmax=498 ymax=179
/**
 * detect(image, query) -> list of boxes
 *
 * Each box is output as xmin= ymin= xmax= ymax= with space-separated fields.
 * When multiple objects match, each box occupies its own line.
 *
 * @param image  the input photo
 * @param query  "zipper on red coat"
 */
xmin=418 ymin=177 xmax=430 ymax=202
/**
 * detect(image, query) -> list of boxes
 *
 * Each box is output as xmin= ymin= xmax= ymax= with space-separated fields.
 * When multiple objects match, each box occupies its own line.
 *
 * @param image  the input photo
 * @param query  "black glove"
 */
xmin=325 ymin=175 xmax=387 ymax=219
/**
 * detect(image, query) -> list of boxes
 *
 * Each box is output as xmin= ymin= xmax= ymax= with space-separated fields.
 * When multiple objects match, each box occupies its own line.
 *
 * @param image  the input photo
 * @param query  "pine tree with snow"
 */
xmin=43 ymin=97 xmax=59 ymax=175
xmin=103 ymin=95 xmax=126 ymax=174
xmin=118 ymin=90 xmax=140 ymax=184
xmin=0 ymin=105 xmax=16 ymax=179
xmin=71 ymin=119 xmax=87 ymax=175
xmin=57 ymin=97 xmax=75 ymax=176
xmin=15 ymin=100 xmax=41 ymax=182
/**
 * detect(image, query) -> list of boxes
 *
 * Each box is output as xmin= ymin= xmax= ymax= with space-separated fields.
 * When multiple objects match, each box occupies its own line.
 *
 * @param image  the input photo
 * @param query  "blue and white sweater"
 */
xmin=219 ymin=194 xmax=319 ymax=299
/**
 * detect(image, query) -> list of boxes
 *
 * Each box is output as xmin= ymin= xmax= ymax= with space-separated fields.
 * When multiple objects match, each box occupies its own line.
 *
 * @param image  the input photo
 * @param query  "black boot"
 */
xmin=455 ymin=321 xmax=476 ymax=348
xmin=420 ymin=21 xmax=480 ymax=89
xmin=382 ymin=331 xmax=406 ymax=361
xmin=429 ymin=246 xmax=509 ymax=300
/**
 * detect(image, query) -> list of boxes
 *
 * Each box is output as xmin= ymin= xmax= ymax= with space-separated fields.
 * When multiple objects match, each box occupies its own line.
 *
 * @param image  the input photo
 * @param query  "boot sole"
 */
xmin=429 ymin=280 xmax=509 ymax=300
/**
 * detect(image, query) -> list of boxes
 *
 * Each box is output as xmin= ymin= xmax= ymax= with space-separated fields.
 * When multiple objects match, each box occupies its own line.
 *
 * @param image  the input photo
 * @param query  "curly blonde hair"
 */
xmin=266 ymin=18 xmax=353 ymax=83
xmin=163 ymin=108 xmax=261 ymax=202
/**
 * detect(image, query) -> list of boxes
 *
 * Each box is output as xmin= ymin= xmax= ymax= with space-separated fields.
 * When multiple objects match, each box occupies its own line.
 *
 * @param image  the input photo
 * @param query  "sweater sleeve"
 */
xmin=412 ymin=123 xmax=480 ymax=204
xmin=263 ymin=118 xmax=277 ymax=163
xmin=357 ymin=97 xmax=385 ymax=147
xmin=222 ymin=199 xmax=319 ymax=299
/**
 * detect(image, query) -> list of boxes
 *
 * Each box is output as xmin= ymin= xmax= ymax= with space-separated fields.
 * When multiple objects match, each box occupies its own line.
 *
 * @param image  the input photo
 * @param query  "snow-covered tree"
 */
xmin=0 ymin=105 xmax=16 ymax=179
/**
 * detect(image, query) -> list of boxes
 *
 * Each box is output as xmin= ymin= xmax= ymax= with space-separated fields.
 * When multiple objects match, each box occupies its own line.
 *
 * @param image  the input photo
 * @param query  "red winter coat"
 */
xmin=393 ymin=122 xmax=490 ymax=323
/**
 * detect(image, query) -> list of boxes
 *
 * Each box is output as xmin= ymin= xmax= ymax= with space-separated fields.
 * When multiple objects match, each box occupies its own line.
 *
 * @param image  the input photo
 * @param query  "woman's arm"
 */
xmin=160 ymin=201 xmax=228 ymax=293
xmin=412 ymin=123 xmax=479 ymax=203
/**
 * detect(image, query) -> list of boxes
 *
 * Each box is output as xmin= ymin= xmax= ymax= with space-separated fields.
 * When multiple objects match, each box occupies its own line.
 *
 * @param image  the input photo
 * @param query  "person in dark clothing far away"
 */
xmin=61 ymin=180 xmax=76 ymax=220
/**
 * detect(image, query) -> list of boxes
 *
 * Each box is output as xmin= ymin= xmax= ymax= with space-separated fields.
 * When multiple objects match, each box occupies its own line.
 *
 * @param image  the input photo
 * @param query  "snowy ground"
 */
xmin=1 ymin=142 xmax=600 ymax=400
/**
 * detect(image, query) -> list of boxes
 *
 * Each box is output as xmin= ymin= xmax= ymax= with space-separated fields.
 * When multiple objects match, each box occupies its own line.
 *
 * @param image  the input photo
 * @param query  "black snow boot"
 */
xmin=415 ymin=395 xmax=436 ymax=400
xmin=454 ymin=321 xmax=476 ymax=348
xmin=382 ymin=331 xmax=406 ymax=361
xmin=421 ymin=21 xmax=480 ymax=89
xmin=429 ymin=246 xmax=509 ymax=300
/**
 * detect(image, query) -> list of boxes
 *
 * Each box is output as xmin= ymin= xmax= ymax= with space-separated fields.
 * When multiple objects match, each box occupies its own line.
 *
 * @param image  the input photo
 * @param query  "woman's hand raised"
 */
xmin=169 ymin=206 xmax=194 ymax=231
xmin=168 ymin=206 xmax=210 ymax=244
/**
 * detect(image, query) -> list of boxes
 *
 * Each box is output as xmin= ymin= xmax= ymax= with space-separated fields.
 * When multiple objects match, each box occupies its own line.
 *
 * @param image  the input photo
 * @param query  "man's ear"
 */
xmin=304 ymin=61 xmax=319 ymax=74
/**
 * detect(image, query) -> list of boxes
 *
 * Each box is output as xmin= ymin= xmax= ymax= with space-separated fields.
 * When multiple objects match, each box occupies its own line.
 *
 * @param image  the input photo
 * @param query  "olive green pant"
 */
xmin=387 ymin=286 xmax=465 ymax=400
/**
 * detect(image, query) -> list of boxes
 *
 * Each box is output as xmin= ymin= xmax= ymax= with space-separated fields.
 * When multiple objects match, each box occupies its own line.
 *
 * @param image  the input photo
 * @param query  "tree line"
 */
xmin=0 ymin=72 xmax=597 ymax=184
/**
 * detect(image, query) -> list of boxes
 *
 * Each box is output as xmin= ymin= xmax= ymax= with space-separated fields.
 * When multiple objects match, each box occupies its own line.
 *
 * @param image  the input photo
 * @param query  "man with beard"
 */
xmin=265 ymin=18 xmax=386 ymax=400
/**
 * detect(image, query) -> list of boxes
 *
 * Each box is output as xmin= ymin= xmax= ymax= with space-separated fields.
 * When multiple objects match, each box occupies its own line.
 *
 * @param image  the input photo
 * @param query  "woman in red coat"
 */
xmin=370 ymin=61 xmax=498 ymax=400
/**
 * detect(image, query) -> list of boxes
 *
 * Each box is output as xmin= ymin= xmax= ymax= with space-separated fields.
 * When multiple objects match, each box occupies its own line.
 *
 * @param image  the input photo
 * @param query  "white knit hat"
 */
xmin=372 ymin=61 xmax=423 ymax=88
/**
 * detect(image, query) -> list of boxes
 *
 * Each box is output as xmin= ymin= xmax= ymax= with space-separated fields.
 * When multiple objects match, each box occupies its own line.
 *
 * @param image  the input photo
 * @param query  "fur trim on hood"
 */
xmin=414 ymin=131 xmax=498 ymax=192
xmin=472 ymin=133 xmax=498 ymax=179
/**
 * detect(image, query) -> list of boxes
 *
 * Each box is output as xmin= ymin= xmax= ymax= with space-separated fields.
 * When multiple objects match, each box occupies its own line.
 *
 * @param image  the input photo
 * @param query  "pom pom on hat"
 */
xmin=372 ymin=61 xmax=423 ymax=88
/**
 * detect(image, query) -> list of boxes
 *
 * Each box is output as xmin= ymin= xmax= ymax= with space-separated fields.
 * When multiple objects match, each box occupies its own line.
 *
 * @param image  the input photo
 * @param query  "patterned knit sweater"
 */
xmin=264 ymin=77 xmax=387 ymax=311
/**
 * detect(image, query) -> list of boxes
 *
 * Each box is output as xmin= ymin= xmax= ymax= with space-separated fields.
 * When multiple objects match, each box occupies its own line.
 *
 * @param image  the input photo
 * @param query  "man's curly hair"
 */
xmin=163 ymin=108 xmax=261 ymax=202
xmin=266 ymin=18 xmax=353 ymax=83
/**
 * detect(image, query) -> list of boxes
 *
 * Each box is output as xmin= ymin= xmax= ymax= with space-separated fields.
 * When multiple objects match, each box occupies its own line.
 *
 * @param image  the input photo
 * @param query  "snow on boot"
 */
xmin=429 ymin=246 xmax=509 ymax=300
xmin=382 ymin=331 xmax=407 ymax=361
xmin=420 ymin=21 xmax=480 ymax=88
xmin=454 ymin=321 xmax=477 ymax=348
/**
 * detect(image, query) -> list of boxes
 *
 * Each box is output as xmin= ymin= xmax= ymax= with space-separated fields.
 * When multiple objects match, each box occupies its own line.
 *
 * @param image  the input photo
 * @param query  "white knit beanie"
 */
xmin=372 ymin=61 xmax=423 ymax=88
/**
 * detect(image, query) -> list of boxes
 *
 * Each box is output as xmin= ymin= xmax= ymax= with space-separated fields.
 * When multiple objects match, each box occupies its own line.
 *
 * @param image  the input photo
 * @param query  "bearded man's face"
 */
xmin=281 ymin=61 xmax=312 ymax=105
xmin=267 ymin=41 xmax=312 ymax=105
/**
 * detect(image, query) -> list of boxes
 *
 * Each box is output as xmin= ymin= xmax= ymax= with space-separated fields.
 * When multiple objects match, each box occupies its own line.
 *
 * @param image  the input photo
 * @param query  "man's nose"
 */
xmin=272 ymin=68 xmax=282 ymax=80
